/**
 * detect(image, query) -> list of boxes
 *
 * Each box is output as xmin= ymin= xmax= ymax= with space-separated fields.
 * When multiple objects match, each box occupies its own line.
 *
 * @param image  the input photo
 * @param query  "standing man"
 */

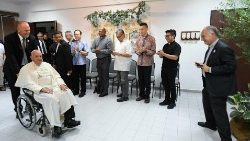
xmin=37 ymin=32 xmax=51 ymax=63
xmin=113 ymin=29 xmax=132 ymax=102
xmin=53 ymin=31 xmax=73 ymax=90
xmin=71 ymin=30 xmax=89 ymax=97
xmin=43 ymin=32 xmax=53 ymax=48
xmin=157 ymin=29 xmax=181 ymax=109
xmin=91 ymin=28 xmax=113 ymax=97
xmin=197 ymin=26 xmax=236 ymax=141
xmin=65 ymin=31 xmax=75 ymax=45
xmin=135 ymin=23 xmax=156 ymax=103
xmin=3 ymin=21 xmax=38 ymax=115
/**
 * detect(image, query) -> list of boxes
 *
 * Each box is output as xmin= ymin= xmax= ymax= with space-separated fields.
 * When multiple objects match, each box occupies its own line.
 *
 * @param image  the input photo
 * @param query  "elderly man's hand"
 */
xmin=41 ymin=87 xmax=53 ymax=94
xmin=201 ymin=64 xmax=211 ymax=73
xmin=59 ymin=84 xmax=68 ymax=91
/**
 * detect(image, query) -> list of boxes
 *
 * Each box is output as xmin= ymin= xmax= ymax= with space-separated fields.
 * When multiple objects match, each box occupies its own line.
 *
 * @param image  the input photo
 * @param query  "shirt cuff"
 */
xmin=209 ymin=67 xmax=212 ymax=73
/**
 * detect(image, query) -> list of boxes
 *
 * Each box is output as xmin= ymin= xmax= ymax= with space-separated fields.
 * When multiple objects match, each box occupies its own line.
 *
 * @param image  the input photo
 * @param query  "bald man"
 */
xmin=3 ymin=21 xmax=38 ymax=116
xmin=15 ymin=50 xmax=80 ymax=138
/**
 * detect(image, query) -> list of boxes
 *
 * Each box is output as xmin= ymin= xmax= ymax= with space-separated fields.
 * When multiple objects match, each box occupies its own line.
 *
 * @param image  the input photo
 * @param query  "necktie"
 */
xmin=42 ymin=41 xmax=47 ymax=54
xmin=202 ymin=47 xmax=211 ymax=77
xmin=21 ymin=38 xmax=28 ymax=65
xmin=39 ymin=41 xmax=44 ymax=54
xmin=56 ymin=43 xmax=60 ymax=53
xmin=22 ymin=38 xmax=26 ymax=49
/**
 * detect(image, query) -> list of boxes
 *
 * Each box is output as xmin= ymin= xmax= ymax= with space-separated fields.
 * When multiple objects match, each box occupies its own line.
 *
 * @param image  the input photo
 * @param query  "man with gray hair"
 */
xmin=196 ymin=25 xmax=236 ymax=141
xmin=65 ymin=31 xmax=75 ymax=45
xmin=113 ymin=29 xmax=132 ymax=102
xmin=15 ymin=50 xmax=80 ymax=138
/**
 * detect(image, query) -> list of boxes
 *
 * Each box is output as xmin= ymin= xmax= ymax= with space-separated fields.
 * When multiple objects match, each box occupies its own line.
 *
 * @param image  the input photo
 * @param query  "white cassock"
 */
xmin=15 ymin=62 xmax=77 ymax=127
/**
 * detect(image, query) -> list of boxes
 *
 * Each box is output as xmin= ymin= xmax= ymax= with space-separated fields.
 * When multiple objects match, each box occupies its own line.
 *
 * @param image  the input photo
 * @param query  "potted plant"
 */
xmin=228 ymin=84 xmax=250 ymax=140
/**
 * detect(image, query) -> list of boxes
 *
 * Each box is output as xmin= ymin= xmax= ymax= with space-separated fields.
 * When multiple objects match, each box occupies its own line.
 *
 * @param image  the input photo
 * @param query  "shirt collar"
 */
xmin=18 ymin=34 xmax=24 ymax=41
xmin=209 ymin=39 xmax=219 ymax=49
xmin=168 ymin=40 xmax=175 ymax=45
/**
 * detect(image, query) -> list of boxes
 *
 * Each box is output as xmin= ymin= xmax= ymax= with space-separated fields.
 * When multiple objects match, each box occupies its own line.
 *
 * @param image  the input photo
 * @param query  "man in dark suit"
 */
xmin=196 ymin=26 xmax=236 ymax=141
xmin=52 ymin=31 xmax=73 ymax=90
xmin=43 ymin=32 xmax=53 ymax=48
xmin=37 ymin=32 xmax=51 ymax=64
xmin=3 ymin=21 xmax=38 ymax=114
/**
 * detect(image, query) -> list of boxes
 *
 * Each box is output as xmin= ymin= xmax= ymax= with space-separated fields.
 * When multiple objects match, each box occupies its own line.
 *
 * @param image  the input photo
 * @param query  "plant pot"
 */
xmin=230 ymin=117 xmax=250 ymax=141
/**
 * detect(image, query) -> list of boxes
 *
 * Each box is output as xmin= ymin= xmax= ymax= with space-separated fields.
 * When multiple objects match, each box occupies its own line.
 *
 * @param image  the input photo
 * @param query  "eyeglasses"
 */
xmin=165 ymin=35 xmax=171 ymax=38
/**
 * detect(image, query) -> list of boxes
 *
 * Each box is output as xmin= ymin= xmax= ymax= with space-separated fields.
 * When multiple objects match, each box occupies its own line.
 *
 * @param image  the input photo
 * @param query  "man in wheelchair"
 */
xmin=15 ymin=50 xmax=80 ymax=138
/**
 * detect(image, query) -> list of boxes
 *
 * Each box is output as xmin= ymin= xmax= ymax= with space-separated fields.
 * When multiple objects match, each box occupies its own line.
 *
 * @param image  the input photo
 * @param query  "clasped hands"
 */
xmin=136 ymin=47 xmax=147 ymax=54
xmin=41 ymin=84 xmax=68 ymax=94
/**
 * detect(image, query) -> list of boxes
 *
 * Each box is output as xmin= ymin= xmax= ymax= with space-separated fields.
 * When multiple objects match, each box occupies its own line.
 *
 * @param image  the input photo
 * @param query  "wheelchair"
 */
xmin=16 ymin=88 xmax=49 ymax=136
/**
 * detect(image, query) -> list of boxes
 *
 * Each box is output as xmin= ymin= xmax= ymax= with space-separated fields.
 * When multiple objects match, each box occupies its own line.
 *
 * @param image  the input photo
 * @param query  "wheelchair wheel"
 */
xmin=16 ymin=94 xmax=36 ymax=130
xmin=37 ymin=125 xmax=46 ymax=136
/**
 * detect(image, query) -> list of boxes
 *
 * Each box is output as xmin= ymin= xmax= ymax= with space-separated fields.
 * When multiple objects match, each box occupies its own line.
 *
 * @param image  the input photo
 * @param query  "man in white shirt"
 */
xmin=15 ymin=50 xmax=80 ymax=138
xmin=113 ymin=29 xmax=133 ymax=102
xmin=0 ymin=42 xmax=5 ymax=91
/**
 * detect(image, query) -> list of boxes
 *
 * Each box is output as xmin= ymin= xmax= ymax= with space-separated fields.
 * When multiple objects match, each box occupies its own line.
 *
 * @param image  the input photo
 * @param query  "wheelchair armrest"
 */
xmin=22 ymin=88 xmax=34 ymax=95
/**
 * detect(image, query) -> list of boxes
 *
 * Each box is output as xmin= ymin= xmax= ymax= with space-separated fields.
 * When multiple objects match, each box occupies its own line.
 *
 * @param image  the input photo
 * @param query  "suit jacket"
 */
xmin=37 ymin=40 xmax=51 ymax=64
xmin=202 ymin=39 xmax=236 ymax=97
xmin=3 ymin=32 xmax=38 ymax=75
xmin=54 ymin=40 xmax=72 ymax=74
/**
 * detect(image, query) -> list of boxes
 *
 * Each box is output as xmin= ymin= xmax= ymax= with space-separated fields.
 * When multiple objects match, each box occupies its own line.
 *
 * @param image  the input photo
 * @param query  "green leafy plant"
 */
xmin=228 ymin=83 xmax=250 ymax=121
xmin=86 ymin=1 xmax=148 ymax=27
xmin=219 ymin=0 xmax=250 ymax=122
xmin=219 ymin=0 xmax=250 ymax=63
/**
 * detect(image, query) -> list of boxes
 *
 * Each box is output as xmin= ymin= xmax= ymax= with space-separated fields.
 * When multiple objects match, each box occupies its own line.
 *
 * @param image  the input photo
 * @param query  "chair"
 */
xmin=86 ymin=58 xmax=90 ymax=74
xmin=159 ymin=63 xmax=181 ymax=99
xmin=109 ymin=58 xmax=117 ymax=93
xmin=85 ymin=58 xmax=90 ymax=86
xmin=151 ymin=63 xmax=156 ymax=98
xmin=86 ymin=58 xmax=98 ymax=88
xmin=175 ymin=64 xmax=181 ymax=97
xmin=16 ymin=88 xmax=48 ymax=136
xmin=128 ymin=59 xmax=138 ymax=96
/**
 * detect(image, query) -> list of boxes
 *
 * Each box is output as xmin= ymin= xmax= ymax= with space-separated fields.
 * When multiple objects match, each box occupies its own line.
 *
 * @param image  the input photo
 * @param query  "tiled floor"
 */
xmin=0 ymin=88 xmax=236 ymax=141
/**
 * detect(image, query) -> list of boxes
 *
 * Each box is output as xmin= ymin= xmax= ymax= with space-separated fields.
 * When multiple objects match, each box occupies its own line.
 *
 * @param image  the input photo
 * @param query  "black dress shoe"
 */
xmin=99 ymin=93 xmax=108 ymax=97
xmin=73 ymin=92 xmax=79 ymax=95
xmin=167 ymin=103 xmax=176 ymax=109
xmin=159 ymin=100 xmax=170 ymax=106
xmin=117 ymin=94 xmax=122 ymax=97
xmin=0 ymin=87 xmax=6 ymax=91
xmin=117 ymin=97 xmax=129 ymax=102
xmin=198 ymin=122 xmax=217 ymax=131
xmin=64 ymin=119 xmax=81 ymax=128
xmin=144 ymin=98 xmax=150 ymax=103
xmin=136 ymin=97 xmax=144 ymax=101
xmin=79 ymin=92 xmax=86 ymax=98
xmin=52 ymin=126 xmax=62 ymax=138
xmin=93 ymin=87 xmax=100 ymax=94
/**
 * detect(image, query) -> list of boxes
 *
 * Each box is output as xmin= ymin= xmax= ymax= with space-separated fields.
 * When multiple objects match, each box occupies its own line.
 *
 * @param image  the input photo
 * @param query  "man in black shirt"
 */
xmin=157 ymin=29 xmax=181 ymax=109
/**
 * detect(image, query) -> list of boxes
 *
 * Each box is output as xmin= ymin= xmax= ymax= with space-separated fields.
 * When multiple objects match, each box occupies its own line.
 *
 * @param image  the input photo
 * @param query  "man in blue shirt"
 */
xmin=71 ymin=30 xmax=89 ymax=97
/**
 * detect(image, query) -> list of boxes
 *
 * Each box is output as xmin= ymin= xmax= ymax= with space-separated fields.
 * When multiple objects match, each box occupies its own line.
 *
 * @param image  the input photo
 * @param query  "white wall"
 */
xmin=0 ymin=0 xmax=21 ymax=13
xmin=16 ymin=0 xmax=223 ymax=91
